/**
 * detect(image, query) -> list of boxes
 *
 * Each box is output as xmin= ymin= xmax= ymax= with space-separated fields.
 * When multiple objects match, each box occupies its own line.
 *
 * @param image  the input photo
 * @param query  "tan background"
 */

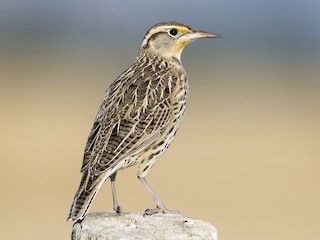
xmin=1 ymin=1 xmax=320 ymax=239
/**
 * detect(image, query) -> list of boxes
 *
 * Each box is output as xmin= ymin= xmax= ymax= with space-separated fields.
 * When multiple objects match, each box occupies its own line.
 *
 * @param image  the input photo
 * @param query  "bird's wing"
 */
xmin=80 ymin=65 xmax=174 ymax=177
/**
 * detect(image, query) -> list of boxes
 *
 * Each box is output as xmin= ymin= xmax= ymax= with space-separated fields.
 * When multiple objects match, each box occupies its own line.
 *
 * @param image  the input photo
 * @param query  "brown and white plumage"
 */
xmin=68 ymin=22 xmax=219 ymax=221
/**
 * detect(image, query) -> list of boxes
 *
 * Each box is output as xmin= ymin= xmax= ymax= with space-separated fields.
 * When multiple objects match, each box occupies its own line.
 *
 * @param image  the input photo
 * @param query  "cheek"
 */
xmin=150 ymin=37 xmax=172 ymax=50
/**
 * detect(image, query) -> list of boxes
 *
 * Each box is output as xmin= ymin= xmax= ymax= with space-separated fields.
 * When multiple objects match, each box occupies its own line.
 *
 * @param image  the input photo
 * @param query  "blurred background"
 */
xmin=1 ymin=1 xmax=319 ymax=239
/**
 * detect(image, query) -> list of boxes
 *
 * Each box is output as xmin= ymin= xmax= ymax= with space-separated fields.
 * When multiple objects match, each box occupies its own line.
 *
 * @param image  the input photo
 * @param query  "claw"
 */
xmin=143 ymin=206 xmax=180 ymax=217
xmin=143 ymin=207 xmax=165 ymax=217
xmin=115 ymin=205 xmax=122 ymax=214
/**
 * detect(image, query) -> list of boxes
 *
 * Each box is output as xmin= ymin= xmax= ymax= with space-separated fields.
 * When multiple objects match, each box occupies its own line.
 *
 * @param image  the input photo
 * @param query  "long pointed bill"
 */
xmin=174 ymin=29 xmax=221 ymax=61
xmin=180 ymin=30 xmax=221 ymax=41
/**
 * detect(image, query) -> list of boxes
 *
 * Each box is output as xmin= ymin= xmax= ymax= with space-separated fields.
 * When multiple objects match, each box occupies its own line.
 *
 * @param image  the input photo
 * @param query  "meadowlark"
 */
xmin=68 ymin=22 xmax=220 ymax=221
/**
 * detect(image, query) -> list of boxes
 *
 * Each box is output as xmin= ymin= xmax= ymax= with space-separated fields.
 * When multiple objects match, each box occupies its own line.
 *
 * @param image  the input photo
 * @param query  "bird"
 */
xmin=68 ymin=21 xmax=220 ymax=221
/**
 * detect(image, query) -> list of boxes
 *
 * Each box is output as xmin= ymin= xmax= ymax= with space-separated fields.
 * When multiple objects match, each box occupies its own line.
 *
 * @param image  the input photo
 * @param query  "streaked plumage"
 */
xmin=68 ymin=22 xmax=220 ymax=221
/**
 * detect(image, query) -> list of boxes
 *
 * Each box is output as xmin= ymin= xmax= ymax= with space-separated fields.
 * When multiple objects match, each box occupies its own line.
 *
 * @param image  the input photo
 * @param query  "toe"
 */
xmin=115 ymin=205 xmax=122 ymax=214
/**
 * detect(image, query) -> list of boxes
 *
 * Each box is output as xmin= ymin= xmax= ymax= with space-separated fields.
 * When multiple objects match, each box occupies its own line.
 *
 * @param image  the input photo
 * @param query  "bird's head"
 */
xmin=140 ymin=22 xmax=220 ymax=62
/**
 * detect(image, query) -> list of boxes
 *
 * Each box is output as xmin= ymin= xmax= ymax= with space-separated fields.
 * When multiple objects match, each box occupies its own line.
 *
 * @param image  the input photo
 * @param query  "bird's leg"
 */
xmin=110 ymin=172 xmax=122 ymax=214
xmin=138 ymin=176 xmax=177 ymax=216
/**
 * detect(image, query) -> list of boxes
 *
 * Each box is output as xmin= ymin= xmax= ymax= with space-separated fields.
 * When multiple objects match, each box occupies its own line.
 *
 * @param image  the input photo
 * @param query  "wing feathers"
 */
xmin=68 ymin=54 xmax=186 ymax=221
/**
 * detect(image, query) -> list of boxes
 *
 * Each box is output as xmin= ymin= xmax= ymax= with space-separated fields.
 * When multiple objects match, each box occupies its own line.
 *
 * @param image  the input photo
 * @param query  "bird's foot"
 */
xmin=114 ymin=205 xmax=122 ymax=214
xmin=143 ymin=206 xmax=180 ymax=217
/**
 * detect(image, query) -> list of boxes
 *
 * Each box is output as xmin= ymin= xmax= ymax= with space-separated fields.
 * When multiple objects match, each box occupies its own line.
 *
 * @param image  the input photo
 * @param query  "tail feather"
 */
xmin=67 ymin=166 xmax=121 ymax=221
xmin=68 ymin=170 xmax=104 ymax=221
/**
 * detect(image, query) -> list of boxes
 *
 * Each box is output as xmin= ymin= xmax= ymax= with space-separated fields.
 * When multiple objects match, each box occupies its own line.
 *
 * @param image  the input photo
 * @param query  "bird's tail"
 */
xmin=67 ymin=170 xmax=107 ymax=221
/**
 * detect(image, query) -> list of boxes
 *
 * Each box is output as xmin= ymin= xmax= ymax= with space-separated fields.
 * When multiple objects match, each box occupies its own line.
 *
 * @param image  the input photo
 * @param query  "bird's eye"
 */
xmin=169 ymin=28 xmax=178 ymax=37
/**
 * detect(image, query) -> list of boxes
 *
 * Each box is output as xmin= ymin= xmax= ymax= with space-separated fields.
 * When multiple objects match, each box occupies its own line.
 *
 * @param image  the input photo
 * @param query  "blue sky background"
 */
xmin=1 ymin=0 xmax=319 ymax=56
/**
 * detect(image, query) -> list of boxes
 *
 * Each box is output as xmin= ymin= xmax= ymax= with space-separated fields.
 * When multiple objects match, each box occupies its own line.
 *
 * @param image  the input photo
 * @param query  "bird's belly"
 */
xmin=135 ymin=106 xmax=186 ymax=178
xmin=120 ymin=155 xmax=139 ymax=169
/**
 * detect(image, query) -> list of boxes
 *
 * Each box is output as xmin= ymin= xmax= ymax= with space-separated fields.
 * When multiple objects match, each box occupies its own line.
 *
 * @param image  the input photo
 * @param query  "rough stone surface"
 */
xmin=72 ymin=212 xmax=217 ymax=240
